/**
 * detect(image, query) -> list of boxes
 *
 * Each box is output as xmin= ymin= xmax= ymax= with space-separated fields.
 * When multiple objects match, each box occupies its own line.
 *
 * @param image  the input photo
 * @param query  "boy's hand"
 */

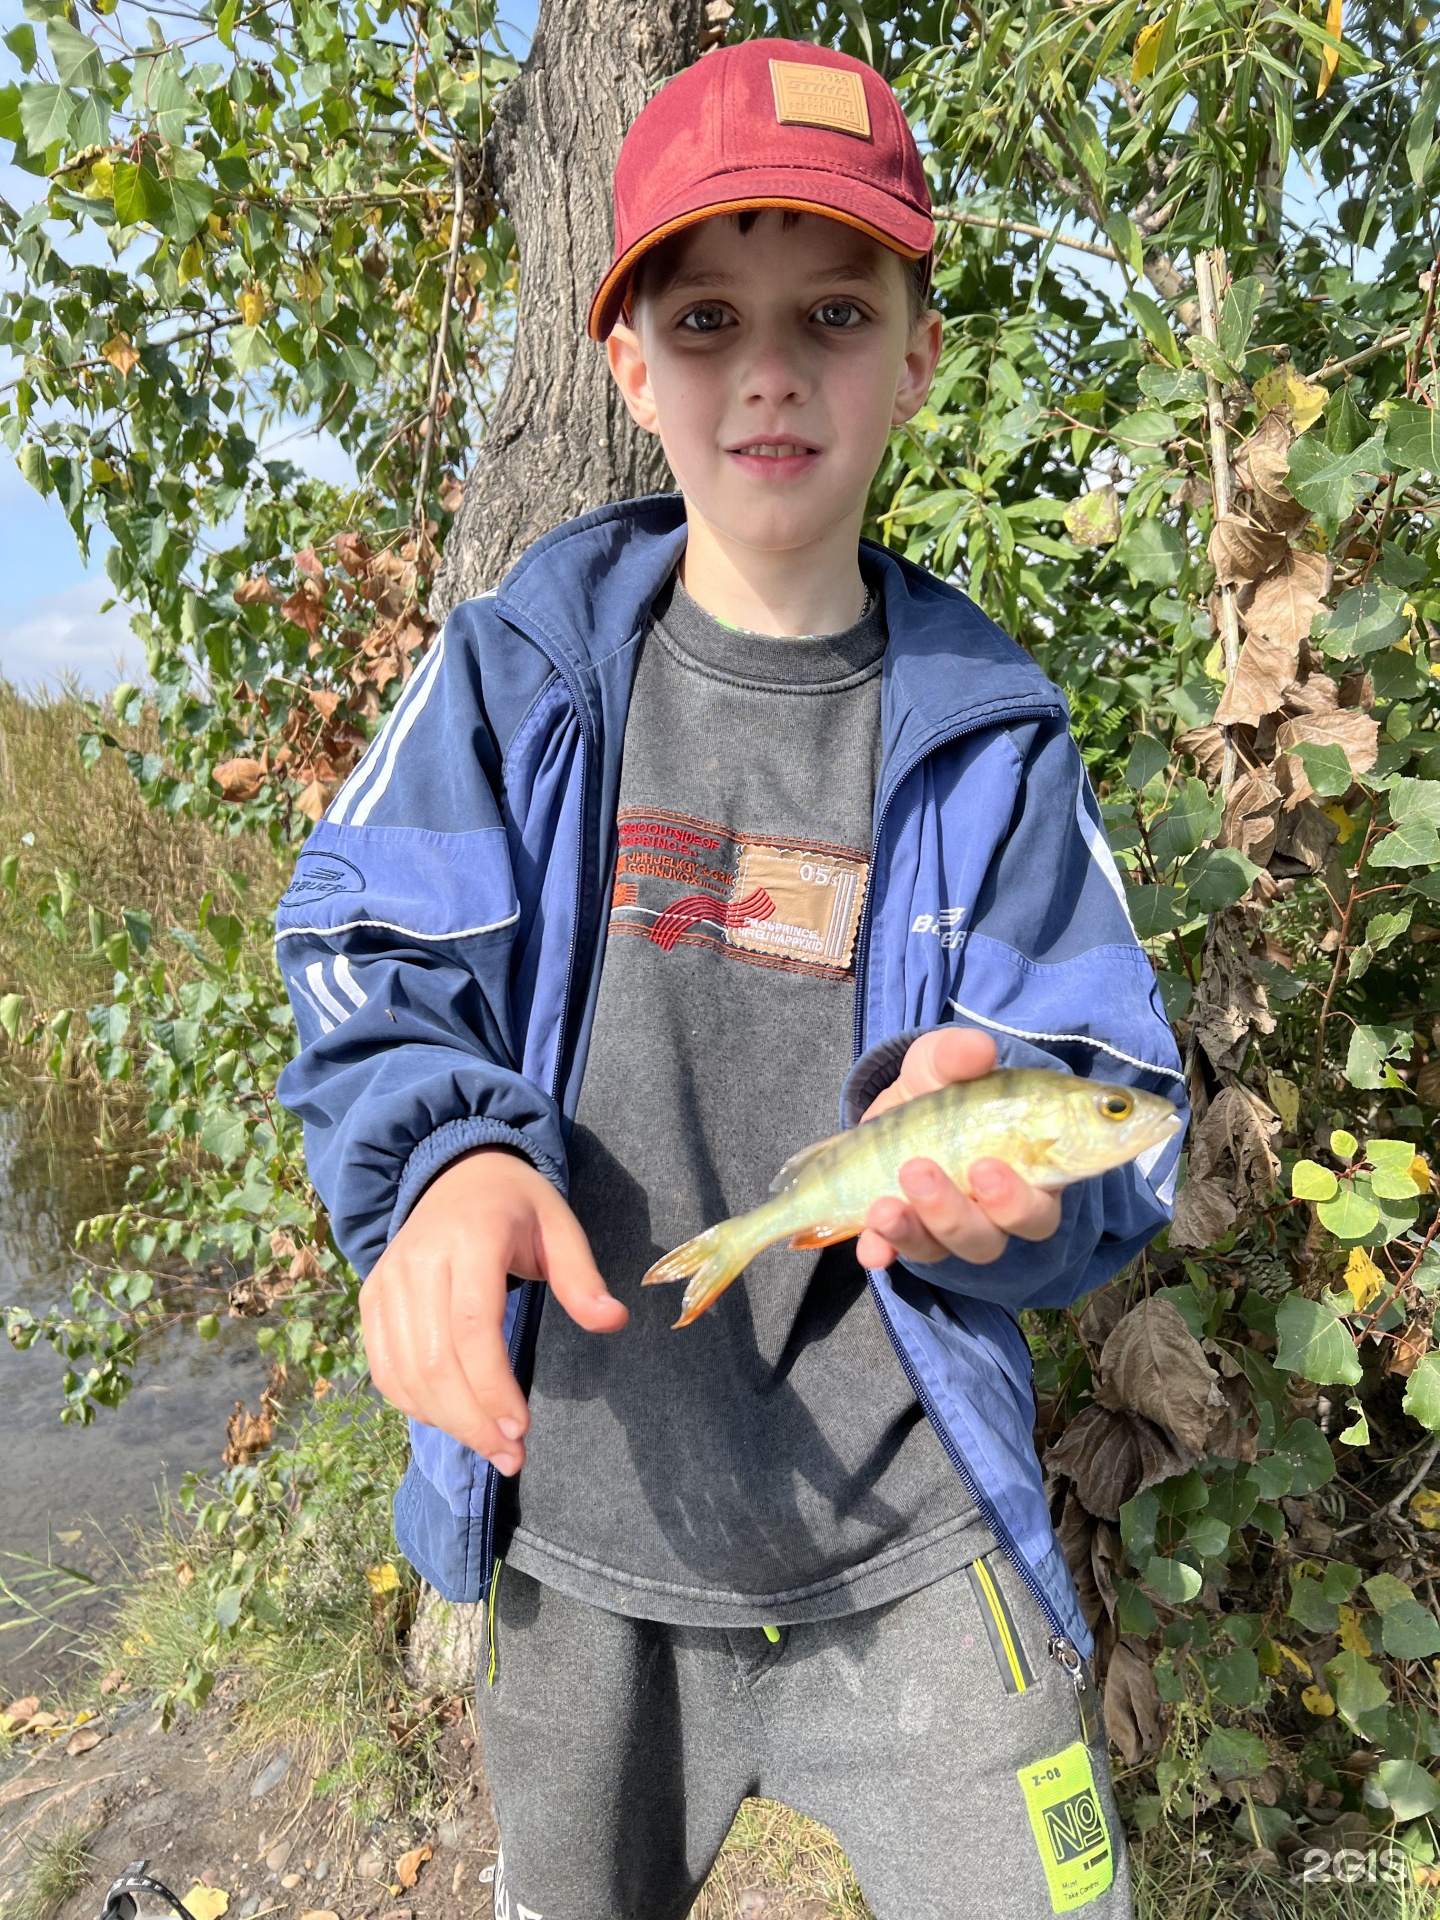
xmin=360 ymin=1147 xmax=626 ymax=1475
xmin=854 ymin=1026 xmax=1062 ymax=1271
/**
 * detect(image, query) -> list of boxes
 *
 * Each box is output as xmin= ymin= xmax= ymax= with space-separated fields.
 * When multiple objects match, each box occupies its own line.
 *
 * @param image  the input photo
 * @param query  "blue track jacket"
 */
xmin=274 ymin=494 xmax=1188 ymax=1661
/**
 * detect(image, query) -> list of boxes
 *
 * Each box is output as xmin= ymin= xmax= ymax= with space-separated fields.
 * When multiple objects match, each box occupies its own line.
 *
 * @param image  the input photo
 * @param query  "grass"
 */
xmin=0 ymin=679 xmax=284 ymax=1024
xmin=8 ymin=1824 xmax=96 ymax=1920
xmin=103 ymin=1394 xmax=444 ymax=1836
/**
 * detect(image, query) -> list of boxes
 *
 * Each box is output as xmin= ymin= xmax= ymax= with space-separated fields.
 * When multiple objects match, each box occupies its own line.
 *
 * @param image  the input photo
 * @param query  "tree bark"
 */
xmin=431 ymin=0 xmax=705 ymax=619
xmin=408 ymin=0 xmax=703 ymax=1695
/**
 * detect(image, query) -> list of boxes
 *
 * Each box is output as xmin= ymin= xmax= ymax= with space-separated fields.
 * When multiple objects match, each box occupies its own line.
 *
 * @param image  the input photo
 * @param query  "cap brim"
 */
xmin=588 ymin=174 xmax=934 ymax=340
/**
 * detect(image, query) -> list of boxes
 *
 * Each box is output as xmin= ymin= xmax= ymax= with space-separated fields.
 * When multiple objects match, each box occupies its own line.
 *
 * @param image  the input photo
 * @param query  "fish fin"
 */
xmin=788 ymin=1224 xmax=854 ymax=1250
xmin=642 ymin=1225 xmax=754 ymax=1328
xmin=768 ymin=1129 xmax=846 ymax=1194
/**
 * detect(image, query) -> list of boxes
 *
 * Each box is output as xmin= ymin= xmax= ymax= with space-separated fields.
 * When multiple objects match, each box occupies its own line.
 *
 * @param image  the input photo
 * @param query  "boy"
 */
xmin=275 ymin=37 xmax=1186 ymax=1920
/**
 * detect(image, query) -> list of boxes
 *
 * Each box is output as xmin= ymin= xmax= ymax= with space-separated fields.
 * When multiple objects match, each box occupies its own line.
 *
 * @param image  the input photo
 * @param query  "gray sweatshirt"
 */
xmin=499 ymin=568 xmax=995 ymax=1623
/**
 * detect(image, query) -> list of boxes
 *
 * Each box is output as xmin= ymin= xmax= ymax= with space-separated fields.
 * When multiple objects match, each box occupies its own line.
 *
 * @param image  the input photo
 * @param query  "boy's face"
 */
xmin=606 ymin=211 xmax=942 ymax=561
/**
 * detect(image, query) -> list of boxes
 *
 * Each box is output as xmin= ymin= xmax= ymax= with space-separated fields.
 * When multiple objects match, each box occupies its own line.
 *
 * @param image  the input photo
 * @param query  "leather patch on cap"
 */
xmin=769 ymin=60 xmax=870 ymax=138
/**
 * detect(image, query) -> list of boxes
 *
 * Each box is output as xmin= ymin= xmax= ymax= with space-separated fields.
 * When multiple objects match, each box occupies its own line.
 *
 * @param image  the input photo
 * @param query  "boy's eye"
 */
xmin=679 ymin=303 xmax=732 ymax=333
xmin=813 ymin=299 xmax=865 ymax=329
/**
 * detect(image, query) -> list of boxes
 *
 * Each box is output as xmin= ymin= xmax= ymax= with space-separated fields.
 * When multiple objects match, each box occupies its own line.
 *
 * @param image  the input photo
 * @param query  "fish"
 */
xmin=641 ymin=1066 xmax=1182 ymax=1327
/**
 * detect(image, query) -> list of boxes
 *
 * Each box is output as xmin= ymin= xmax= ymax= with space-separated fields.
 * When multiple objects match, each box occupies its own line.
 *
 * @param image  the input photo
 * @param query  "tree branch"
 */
xmin=932 ymin=208 xmax=1119 ymax=263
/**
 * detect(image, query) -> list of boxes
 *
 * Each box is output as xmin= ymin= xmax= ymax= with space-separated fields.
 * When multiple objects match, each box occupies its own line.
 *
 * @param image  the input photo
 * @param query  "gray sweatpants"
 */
xmin=474 ymin=1550 xmax=1134 ymax=1920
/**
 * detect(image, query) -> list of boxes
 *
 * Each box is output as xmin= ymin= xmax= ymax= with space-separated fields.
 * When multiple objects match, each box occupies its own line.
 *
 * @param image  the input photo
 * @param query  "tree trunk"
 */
xmin=408 ymin=0 xmax=703 ymax=1695
xmin=431 ymin=0 xmax=705 ymax=620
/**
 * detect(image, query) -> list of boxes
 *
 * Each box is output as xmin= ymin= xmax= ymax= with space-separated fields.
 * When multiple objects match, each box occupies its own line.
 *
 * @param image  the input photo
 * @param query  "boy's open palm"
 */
xmin=360 ymin=1149 xmax=626 ymax=1474
xmin=854 ymin=1026 xmax=1063 ymax=1271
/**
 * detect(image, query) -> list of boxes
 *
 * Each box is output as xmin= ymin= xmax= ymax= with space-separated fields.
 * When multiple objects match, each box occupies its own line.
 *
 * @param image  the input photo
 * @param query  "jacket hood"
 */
xmin=494 ymin=494 xmax=1067 ymax=772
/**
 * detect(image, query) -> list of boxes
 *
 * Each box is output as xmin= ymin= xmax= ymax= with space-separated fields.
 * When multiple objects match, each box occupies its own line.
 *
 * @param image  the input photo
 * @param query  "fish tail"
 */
xmin=641 ymin=1208 xmax=782 ymax=1327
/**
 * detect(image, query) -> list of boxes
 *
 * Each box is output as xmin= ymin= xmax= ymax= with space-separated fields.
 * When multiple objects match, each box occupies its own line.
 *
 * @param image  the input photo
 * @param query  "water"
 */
xmin=0 ymin=1098 xmax=263 ymax=1697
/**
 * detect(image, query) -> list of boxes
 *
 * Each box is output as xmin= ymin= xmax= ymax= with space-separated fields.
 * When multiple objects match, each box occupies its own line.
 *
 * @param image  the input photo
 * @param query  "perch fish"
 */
xmin=642 ymin=1067 xmax=1182 ymax=1327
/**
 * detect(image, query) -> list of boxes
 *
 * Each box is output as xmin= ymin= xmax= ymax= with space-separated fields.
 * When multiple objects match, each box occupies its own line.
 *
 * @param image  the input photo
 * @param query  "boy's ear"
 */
xmin=891 ymin=307 xmax=945 ymax=428
xmin=606 ymin=319 xmax=660 ymax=436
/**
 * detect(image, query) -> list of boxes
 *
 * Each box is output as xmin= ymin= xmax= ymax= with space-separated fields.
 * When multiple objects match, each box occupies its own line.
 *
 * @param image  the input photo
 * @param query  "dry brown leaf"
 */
xmin=396 ymin=1847 xmax=433 ymax=1889
xmin=308 ymin=688 xmax=343 ymax=721
xmin=1388 ymin=1321 xmax=1430 ymax=1379
xmin=297 ymin=778 xmax=330 ymax=822
xmin=1170 ymin=1173 xmax=1239 ymax=1250
xmin=1244 ymin=548 xmax=1331 ymax=647
xmin=1280 ymin=669 xmax=1340 ymax=717
xmin=65 ymin=1726 xmax=106 ymax=1757
xmin=1417 ymin=1060 xmax=1440 ymax=1108
xmin=1184 ymin=1083 xmax=1282 ymax=1218
xmin=1272 ymin=797 xmax=1341 ymax=874
xmin=1234 ymin=409 xmax=1293 ymax=497
xmin=295 ymin=547 xmax=325 ymax=582
xmin=1219 ymin=768 xmax=1282 ymax=866
xmin=282 ymin=581 xmax=326 ymax=641
xmin=1175 ymin=724 xmax=1226 ymax=786
xmin=234 ymin=576 xmax=283 ymax=607
xmin=1104 ymin=1635 xmax=1165 ymax=1766
xmin=334 ymin=531 xmax=374 ymax=578
xmin=1094 ymin=1298 xmax=1228 ymax=1455
xmin=1055 ymin=1487 xmax=1109 ymax=1632
xmin=1191 ymin=911 xmax=1275 ymax=1074
xmin=298 ymin=1911 xmax=340 ymax=1920
xmin=1215 ymin=630 xmax=1299 ymax=727
xmin=1078 ymin=1278 xmax=1130 ymax=1352
xmin=99 ymin=1668 xmax=125 ymax=1695
xmin=439 ymin=474 xmax=466 ymax=514
xmin=1208 ymin=515 xmax=1290 ymax=588
xmin=1043 ymin=1404 xmax=1196 ymax=1521
xmin=213 ymin=757 xmax=265 ymax=802
xmin=1204 ymin=1372 xmax=1259 ymax=1462
xmin=0 ymin=1695 xmax=39 ymax=1729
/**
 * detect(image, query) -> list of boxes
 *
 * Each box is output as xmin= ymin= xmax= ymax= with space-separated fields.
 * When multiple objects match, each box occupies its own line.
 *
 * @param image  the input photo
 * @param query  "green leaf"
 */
xmin=228 ymin=324 xmax=275 ymax=373
xmin=17 ymin=444 xmax=49 ymax=496
xmin=1201 ymin=1726 xmax=1270 ymax=1781
xmin=1370 ymin=817 xmax=1440 ymax=868
xmin=1186 ymin=335 xmax=1241 ymax=386
xmin=1330 ymin=1128 xmax=1358 ymax=1158
xmin=1344 ymin=1023 xmax=1412 ymax=1089
xmin=1290 ymin=1159 xmax=1338 ymax=1201
xmin=1124 ymin=736 xmax=1169 ymax=791
xmin=1312 ymin=582 xmax=1410 ymax=659
xmin=1180 ymin=845 xmax=1261 ymax=913
xmin=1407 ymin=63 xmax=1440 ymax=186
xmin=1362 ymin=1572 xmax=1415 ymax=1613
xmin=199 ymin=1108 xmax=248 ymax=1166
xmin=0 ymin=992 xmax=26 ymax=1041
xmin=1391 ymin=776 xmax=1440 ymax=826
xmin=1375 ymin=1758 xmax=1440 ymax=1821
xmin=1144 ymin=1554 xmax=1203 ymax=1604
xmin=1274 ymin=1292 xmax=1361 ymax=1385
xmin=1322 ymin=1648 xmax=1390 ymax=1724
xmin=1402 ymin=1353 xmax=1440 ymax=1432
xmin=17 ymin=82 xmax=73 ymax=150
xmin=1286 ymin=432 xmax=1386 ymax=539
xmin=1116 ymin=519 xmax=1184 ymax=586
xmin=1125 ymin=883 xmax=1184 ymax=937
xmin=112 ymin=157 xmax=214 ymax=243
xmin=1219 ymin=275 xmax=1264 ymax=364
xmin=1125 ymin=290 xmax=1181 ymax=366
xmin=1385 ymin=398 xmax=1440 ymax=473
xmin=45 ymin=18 xmax=105 ymax=90
xmin=1315 ymin=1188 xmax=1381 ymax=1240
xmin=1290 ymin=741 xmax=1353 ymax=797
xmin=1381 ymin=1597 xmax=1440 ymax=1659
xmin=1149 ymin=777 xmax=1221 ymax=865
xmin=196 ymin=1312 xmax=221 ymax=1341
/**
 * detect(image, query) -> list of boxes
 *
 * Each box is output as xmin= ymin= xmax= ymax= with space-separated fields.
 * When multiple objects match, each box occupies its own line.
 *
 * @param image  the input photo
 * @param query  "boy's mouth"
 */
xmin=726 ymin=437 xmax=823 ymax=477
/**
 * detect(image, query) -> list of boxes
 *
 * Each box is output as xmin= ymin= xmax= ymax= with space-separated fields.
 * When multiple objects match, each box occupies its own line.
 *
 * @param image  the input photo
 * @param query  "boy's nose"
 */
xmin=736 ymin=332 xmax=810 ymax=410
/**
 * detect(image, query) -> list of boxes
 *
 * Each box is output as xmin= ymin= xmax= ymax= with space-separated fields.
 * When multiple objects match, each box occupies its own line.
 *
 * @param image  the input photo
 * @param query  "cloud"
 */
xmin=0 ymin=579 xmax=145 ymax=696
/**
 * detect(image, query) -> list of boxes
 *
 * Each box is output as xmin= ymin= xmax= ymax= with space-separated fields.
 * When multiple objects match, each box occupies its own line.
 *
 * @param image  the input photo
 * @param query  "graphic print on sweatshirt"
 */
xmin=609 ymin=805 xmax=869 ymax=978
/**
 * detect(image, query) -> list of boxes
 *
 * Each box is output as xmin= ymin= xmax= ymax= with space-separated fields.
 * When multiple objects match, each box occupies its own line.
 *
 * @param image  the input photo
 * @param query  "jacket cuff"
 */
xmin=839 ymin=1027 xmax=929 ymax=1129
xmin=391 ymin=1114 xmax=567 ymax=1242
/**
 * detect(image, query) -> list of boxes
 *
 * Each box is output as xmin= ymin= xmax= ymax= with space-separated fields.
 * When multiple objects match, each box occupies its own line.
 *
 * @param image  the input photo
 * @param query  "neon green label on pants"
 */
xmin=1017 ymin=1739 xmax=1114 ymax=1912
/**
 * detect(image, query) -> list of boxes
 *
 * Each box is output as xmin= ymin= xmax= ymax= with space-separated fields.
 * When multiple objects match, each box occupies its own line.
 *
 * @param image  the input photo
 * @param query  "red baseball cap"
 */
xmin=588 ymin=37 xmax=934 ymax=341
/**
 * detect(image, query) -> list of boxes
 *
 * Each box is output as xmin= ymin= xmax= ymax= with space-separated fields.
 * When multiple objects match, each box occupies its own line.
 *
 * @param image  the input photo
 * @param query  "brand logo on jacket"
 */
xmin=910 ymin=904 xmax=965 ymax=949
xmin=281 ymin=850 xmax=366 ymax=905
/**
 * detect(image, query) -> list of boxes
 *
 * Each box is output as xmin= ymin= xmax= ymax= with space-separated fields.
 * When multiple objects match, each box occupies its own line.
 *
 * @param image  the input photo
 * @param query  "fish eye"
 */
xmin=1098 ymin=1093 xmax=1133 ymax=1122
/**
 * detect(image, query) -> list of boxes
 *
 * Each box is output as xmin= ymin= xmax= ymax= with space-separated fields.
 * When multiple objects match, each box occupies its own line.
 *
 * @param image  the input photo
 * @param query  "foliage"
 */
xmin=4 ymin=0 xmax=1440 ymax=1890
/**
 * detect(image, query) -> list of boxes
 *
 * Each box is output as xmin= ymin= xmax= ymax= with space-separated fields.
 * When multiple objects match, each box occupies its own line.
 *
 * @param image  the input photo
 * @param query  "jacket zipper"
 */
xmin=474 ymin=625 xmax=593 ymax=1601
xmin=850 ymin=708 xmax=1095 ymax=1696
